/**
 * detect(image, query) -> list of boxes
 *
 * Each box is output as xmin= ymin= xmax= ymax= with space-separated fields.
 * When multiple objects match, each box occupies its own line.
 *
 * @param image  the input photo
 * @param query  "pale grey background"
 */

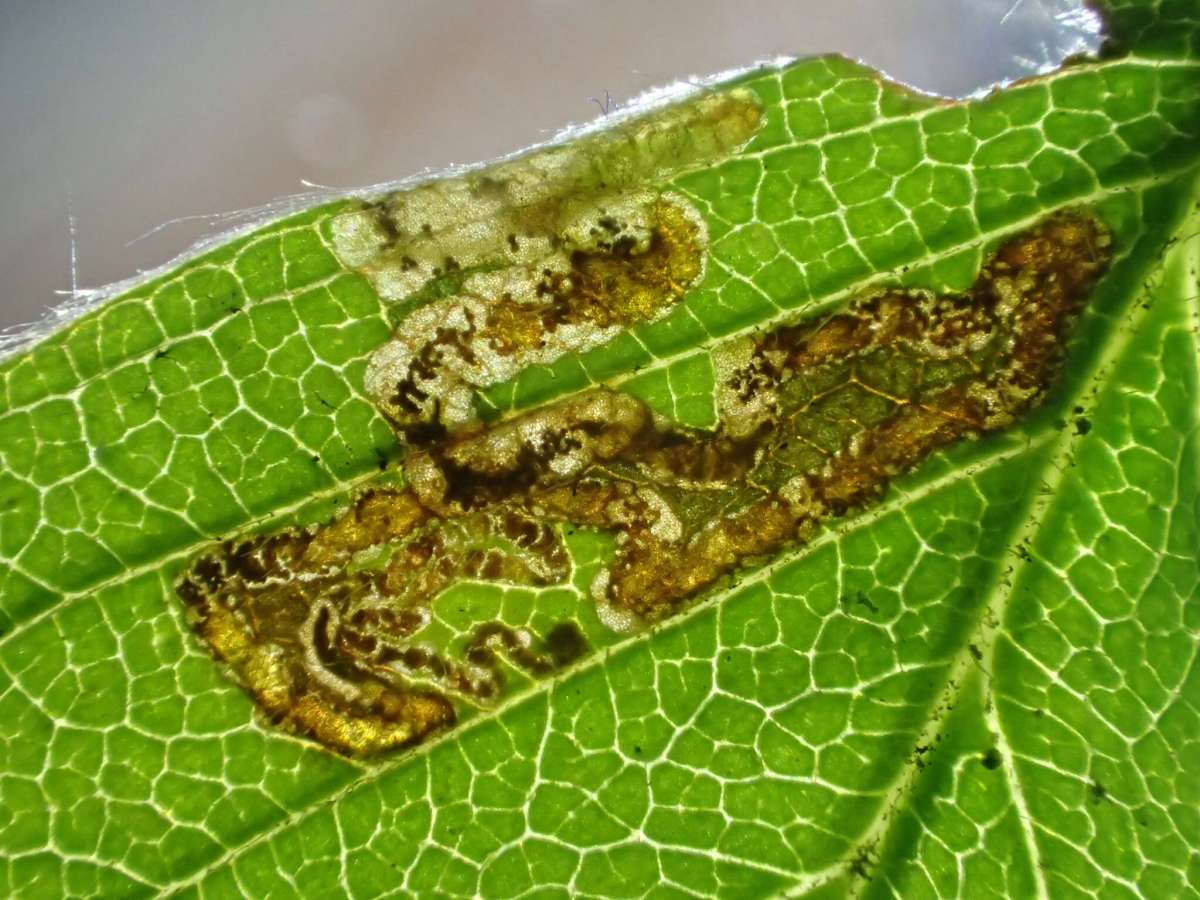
xmin=0 ymin=1 xmax=1098 ymax=334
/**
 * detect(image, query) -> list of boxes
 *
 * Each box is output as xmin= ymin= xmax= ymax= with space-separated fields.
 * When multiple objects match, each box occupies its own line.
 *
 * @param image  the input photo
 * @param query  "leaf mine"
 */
xmin=333 ymin=88 xmax=762 ymax=434
xmin=179 ymin=205 xmax=1111 ymax=756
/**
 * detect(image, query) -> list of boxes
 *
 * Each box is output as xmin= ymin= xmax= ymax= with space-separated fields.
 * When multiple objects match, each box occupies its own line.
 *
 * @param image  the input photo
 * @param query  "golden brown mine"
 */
xmin=181 ymin=201 xmax=1110 ymax=755
xmin=332 ymin=87 xmax=764 ymax=435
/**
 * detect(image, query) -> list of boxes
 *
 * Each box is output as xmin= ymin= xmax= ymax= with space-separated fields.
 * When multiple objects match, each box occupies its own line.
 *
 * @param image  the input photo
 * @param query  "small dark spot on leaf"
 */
xmin=980 ymin=748 xmax=1002 ymax=770
xmin=849 ymin=844 xmax=875 ymax=879
xmin=544 ymin=622 xmax=587 ymax=667
xmin=856 ymin=592 xmax=878 ymax=614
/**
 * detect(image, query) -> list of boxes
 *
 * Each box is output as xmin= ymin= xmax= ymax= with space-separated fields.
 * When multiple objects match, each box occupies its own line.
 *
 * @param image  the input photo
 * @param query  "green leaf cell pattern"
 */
xmin=0 ymin=0 xmax=1196 ymax=896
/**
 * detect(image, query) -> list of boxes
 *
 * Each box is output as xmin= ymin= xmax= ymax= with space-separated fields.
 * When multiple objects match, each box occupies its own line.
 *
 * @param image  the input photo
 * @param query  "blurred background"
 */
xmin=0 ymin=1 xmax=1099 ymax=335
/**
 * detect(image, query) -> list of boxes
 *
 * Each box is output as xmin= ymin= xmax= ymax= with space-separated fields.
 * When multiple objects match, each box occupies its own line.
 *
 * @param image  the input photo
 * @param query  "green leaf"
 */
xmin=1 ymin=1 xmax=1198 ymax=896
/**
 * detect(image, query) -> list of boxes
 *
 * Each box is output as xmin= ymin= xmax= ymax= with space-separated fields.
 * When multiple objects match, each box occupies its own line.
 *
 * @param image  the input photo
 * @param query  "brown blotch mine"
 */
xmin=366 ymin=193 xmax=708 ymax=437
xmin=179 ymin=209 xmax=1111 ymax=755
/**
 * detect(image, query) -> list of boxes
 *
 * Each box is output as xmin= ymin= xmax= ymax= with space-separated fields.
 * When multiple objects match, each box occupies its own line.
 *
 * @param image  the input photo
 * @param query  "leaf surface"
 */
xmin=1 ymin=1 xmax=1198 ymax=896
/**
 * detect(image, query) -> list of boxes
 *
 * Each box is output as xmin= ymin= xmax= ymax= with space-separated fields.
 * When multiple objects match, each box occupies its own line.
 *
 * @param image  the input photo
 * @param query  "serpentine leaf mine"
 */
xmin=178 ymin=84 xmax=1112 ymax=756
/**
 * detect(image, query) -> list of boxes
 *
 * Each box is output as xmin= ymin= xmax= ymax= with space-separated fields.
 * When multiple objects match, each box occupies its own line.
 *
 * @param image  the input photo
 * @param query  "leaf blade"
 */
xmin=1 ymin=3 xmax=1198 ymax=896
